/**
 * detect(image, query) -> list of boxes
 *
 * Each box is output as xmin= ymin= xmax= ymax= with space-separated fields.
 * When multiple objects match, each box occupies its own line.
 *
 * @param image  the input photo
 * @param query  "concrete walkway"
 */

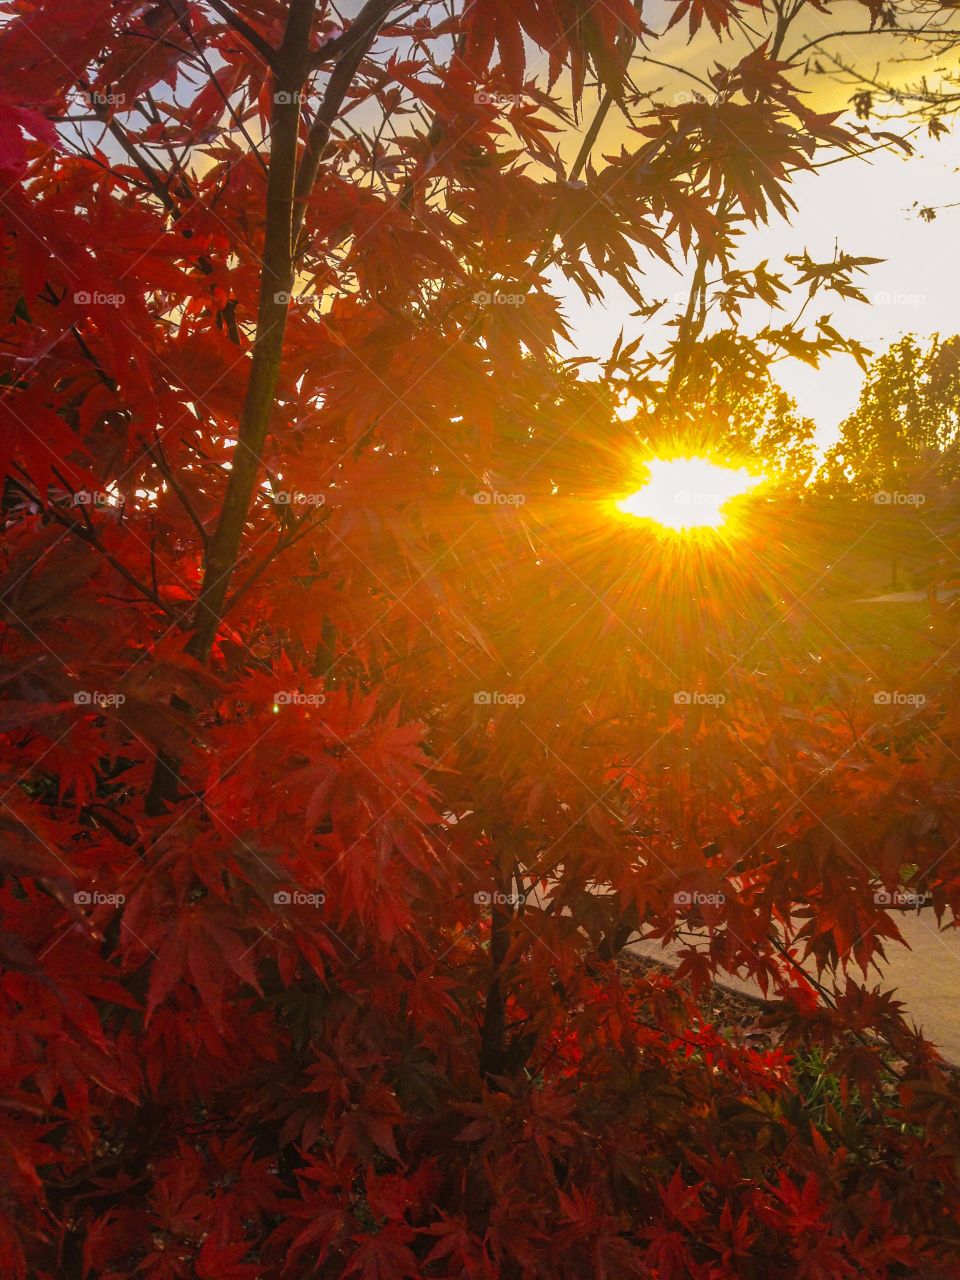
xmin=855 ymin=589 xmax=960 ymax=603
xmin=630 ymin=911 xmax=960 ymax=1063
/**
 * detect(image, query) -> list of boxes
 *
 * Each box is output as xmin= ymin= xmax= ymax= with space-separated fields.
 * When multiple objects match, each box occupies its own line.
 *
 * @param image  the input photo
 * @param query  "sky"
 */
xmin=550 ymin=9 xmax=960 ymax=449
xmin=559 ymin=130 xmax=960 ymax=449
xmin=135 ymin=3 xmax=960 ymax=453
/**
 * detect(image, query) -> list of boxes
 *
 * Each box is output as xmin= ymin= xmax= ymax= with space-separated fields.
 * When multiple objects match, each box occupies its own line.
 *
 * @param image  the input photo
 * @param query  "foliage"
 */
xmin=627 ymin=363 xmax=817 ymax=483
xmin=2 ymin=1 xmax=960 ymax=1277
xmin=823 ymin=333 xmax=960 ymax=493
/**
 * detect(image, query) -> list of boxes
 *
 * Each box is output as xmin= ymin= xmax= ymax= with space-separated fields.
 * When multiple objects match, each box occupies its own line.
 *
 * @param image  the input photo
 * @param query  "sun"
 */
xmin=615 ymin=457 xmax=764 ymax=533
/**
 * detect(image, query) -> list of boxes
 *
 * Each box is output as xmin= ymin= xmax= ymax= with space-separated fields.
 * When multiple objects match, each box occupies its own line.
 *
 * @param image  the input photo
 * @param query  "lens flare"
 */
xmin=616 ymin=458 xmax=764 ymax=532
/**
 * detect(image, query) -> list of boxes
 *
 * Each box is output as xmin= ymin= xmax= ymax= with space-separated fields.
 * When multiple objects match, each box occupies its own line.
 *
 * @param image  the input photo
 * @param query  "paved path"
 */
xmin=630 ymin=912 xmax=960 ymax=1062
xmin=855 ymin=589 xmax=960 ymax=603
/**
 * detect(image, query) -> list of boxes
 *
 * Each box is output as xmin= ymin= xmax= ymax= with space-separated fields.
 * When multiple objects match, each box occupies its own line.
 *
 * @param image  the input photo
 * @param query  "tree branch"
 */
xmin=8 ymin=469 xmax=177 ymax=620
xmin=205 ymin=0 xmax=279 ymax=70
xmin=186 ymin=0 xmax=318 ymax=666
xmin=79 ymin=83 xmax=242 ymax=344
xmin=292 ymin=0 xmax=398 ymax=251
xmin=145 ymin=0 xmax=319 ymax=814
xmin=221 ymin=508 xmax=322 ymax=619
xmin=148 ymin=435 xmax=210 ymax=549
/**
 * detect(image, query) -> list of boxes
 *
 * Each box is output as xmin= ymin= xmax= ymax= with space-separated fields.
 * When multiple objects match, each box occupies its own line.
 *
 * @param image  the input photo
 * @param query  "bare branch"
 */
xmin=148 ymin=435 xmax=210 ymax=549
xmin=187 ymin=0 xmax=319 ymax=665
xmin=205 ymin=0 xmax=279 ymax=70
xmin=293 ymin=0 xmax=398 ymax=250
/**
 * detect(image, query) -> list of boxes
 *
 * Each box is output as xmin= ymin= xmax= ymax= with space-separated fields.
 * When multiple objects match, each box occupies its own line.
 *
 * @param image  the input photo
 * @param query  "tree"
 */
xmin=790 ymin=0 xmax=960 ymax=143
xmin=824 ymin=333 xmax=960 ymax=492
xmin=3 ymin=1 xmax=960 ymax=1277
xmin=819 ymin=333 xmax=960 ymax=586
xmin=637 ymin=360 xmax=817 ymax=483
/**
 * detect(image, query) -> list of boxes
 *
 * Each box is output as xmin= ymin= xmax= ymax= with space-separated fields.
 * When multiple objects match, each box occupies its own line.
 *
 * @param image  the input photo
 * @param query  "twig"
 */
xmin=221 ymin=509 xmax=323 ymax=618
xmin=205 ymin=0 xmax=279 ymax=70
xmin=185 ymin=0 xmax=320 ymax=671
xmin=9 ymin=467 xmax=176 ymax=620
xmin=148 ymin=435 xmax=209 ymax=548
xmin=292 ymin=0 xmax=399 ymax=251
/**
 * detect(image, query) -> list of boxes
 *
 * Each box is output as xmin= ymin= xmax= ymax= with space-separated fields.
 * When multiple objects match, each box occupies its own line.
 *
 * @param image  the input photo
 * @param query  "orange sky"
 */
xmin=559 ymin=129 xmax=960 ymax=447
xmin=551 ymin=11 xmax=960 ymax=448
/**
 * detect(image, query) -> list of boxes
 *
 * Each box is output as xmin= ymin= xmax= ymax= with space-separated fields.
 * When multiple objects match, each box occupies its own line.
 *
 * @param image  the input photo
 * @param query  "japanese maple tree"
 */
xmin=2 ymin=0 xmax=960 ymax=1276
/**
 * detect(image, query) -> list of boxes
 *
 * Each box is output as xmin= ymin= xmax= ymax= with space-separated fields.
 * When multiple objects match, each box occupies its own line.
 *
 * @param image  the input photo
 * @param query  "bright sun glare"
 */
xmin=616 ymin=458 xmax=764 ymax=532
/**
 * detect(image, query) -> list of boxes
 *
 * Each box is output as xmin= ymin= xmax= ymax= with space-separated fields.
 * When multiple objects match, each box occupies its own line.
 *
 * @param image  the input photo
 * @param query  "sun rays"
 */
xmin=615 ymin=457 xmax=765 ymax=533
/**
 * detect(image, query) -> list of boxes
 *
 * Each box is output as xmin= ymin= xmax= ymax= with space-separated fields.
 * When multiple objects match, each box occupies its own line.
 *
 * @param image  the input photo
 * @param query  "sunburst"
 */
xmin=615 ymin=457 xmax=765 ymax=533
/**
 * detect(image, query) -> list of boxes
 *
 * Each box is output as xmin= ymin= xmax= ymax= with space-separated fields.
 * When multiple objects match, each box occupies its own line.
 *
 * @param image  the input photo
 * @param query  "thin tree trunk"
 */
xmin=146 ymin=0 xmax=398 ymax=814
xmin=479 ymin=865 xmax=514 ymax=1079
xmin=187 ymin=0 xmax=317 ymax=666
xmin=146 ymin=1 xmax=316 ymax=815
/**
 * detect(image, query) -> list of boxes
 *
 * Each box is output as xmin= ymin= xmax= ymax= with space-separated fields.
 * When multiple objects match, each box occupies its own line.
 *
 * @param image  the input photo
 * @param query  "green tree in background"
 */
xmin=602 ymin=332 xmax=817 ymax=486
xmin=823 ymin=333 xmax=960 ymax=494
xmin=697 ymin=363 xmax=817 ymax=483
xmin=815 ymin=334 xmax=960 ymax=592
